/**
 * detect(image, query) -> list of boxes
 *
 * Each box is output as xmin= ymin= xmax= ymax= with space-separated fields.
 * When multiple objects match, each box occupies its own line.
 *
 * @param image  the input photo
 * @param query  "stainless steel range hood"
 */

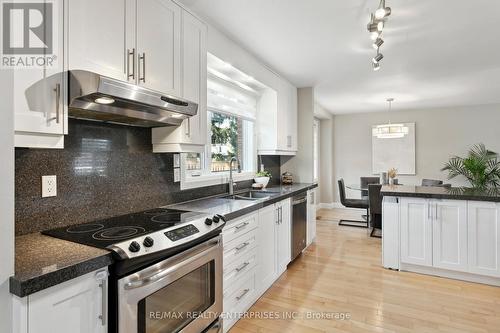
xmin=68 ymin=70 xmax=198 ymax=127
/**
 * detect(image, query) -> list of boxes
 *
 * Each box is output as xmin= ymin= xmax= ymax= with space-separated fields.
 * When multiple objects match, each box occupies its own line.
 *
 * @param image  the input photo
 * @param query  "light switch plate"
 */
xmin=174 ymin=168 xmax=180 ymax=182
xmin=173 ymin=154 xmax=180 ymax=168
xmin=42 ymin=175 xmax=57 ymax=198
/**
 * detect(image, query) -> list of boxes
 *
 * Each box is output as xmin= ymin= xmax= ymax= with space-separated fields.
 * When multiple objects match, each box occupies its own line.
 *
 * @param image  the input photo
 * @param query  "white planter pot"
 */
xmin=254 ymin=176 xmax=270 ymax=188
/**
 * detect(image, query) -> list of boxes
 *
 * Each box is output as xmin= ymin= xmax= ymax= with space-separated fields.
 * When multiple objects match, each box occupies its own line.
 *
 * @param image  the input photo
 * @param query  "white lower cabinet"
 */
xmin=400 ymin=197 xmax=433 ymax=267
xmin=276 ymin=199 xmax=292 ymax=274
xmin=467 ymin=201 xmax=500 ymax=277
xmin=222 ymin=198 xmax=293 ymax=332
xmin=256 ymin=205 xmax=277 ymax=294
xmin=432 ymin=200 xmax=468 ymax=272
xmin=14 ymin=269 xmax=108 ymax=333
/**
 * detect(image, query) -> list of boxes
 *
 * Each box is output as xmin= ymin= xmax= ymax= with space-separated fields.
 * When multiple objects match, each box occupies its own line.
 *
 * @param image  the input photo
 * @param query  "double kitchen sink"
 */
xmin=224 ymin=189 xmax=282 ymax=201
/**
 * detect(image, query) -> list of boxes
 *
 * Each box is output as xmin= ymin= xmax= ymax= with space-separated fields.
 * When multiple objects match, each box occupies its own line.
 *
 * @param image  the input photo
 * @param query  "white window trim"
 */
xmin=180 ymin=168 xmax=255 ymax=190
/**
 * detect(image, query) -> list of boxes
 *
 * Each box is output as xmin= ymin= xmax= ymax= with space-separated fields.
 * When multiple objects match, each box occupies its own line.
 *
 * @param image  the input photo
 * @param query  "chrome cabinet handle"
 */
xmin=185 ymin=117 xmax=191 ymax=137
xmin=95 ymin=270 xmax=108 ymax=326
xmin=428 ymin=203 xmax=431 ymax=219
xmin=279 ymin=207 xmax=282 ymax=224
xmin=54 ymin=83 xmax=61 ymax=123
xmin=235 ymin=261 xmax=250 ymax=272
xmin=276 ymin=207 xmax=280 ymax=224
xmin=234 ymin=221 xmax=249 ymax=230
xmin=235 ymin=288 xmax=250 ymax=301
xmin=127 ymin=48 xmax=135 ymax=80
xmin=235 ymin=242 xmax=249 ymax=251
xmin=139 ymin=52 xmax=146 ymax=82
xmin=287 ymin=135 xmax=292 ymax=148
xmin=435 ymin=203 xmax=438 ymax=220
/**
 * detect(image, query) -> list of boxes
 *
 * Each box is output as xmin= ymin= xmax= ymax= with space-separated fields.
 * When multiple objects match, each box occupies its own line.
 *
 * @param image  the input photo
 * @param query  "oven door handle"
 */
xmin=124 ymin=239 xmax=219 ymax=290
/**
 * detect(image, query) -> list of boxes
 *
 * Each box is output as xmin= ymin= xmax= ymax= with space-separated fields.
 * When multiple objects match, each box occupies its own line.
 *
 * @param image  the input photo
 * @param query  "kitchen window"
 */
xmin=181 ymin=53 xmax=258 ymax=189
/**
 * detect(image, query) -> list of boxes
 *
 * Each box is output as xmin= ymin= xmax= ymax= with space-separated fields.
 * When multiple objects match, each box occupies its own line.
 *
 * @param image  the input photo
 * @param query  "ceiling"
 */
xmin=179 ymin=0 xmax=500 ymax=114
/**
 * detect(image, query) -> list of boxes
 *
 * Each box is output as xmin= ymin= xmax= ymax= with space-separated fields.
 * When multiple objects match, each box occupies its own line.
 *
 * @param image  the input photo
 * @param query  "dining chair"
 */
xmin=360 ymin=176 xmax=380 ymax=199
xmin=338 ymin=179 xmax=369 ymax=228
xmin=368 ymin=184 xmax=383 ymax=238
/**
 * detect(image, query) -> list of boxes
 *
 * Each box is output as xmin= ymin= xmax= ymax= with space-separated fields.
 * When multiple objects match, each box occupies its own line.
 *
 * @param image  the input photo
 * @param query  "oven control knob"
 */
xmin=129 ymin=241 xmax=141 ymax=253
xmin=213 ymin=215 xmax=220 ymax=223
xmin=205 ymin=218 xmax=213 ymax=226
xmin=215 ymin=214 xmax=226 ymax=222
xmin=143 ymin=237 xmax=154 ymax=248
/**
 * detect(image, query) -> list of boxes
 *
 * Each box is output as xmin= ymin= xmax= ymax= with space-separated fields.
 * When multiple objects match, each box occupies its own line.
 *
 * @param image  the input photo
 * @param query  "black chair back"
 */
xmin=368 ymin=184 xmax=383 ymax=215
xmin=421 ymin=179 xmax=443 ymax=186
xmin=360 ymin=177 xmax=379 ymax=197
xmin=338 ymin=179 xmax=347 ymax=205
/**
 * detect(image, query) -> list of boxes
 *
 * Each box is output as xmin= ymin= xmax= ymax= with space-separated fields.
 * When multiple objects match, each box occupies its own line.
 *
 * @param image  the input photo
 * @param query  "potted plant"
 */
xmin=254 ymin=170 xmax=272 ymax=188
xmin=442 ymin=143 xmax=500 ymax=189
xmin=388 ymin=168 xmax=397 ymax=185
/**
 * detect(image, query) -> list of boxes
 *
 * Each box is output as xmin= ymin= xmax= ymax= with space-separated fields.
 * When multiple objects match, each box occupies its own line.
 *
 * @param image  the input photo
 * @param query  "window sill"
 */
xmin=180 ymin=171 xmax=255 ymax=190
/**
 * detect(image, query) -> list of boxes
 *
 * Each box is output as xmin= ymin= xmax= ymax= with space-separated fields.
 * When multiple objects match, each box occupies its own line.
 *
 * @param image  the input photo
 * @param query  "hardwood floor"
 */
xmin=229 ymin=208 xmax=500 ymax=333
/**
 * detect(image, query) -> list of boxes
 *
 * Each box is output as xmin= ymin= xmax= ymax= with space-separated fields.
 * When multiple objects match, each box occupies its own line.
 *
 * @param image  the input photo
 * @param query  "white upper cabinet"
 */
xmin=467 ymin=201 xmax=500 ymax=277
xmin=137 ymin=0 xmax=181 ymax=95
xmin=152 ymin=9 xmax=208 ymax=152
xmin=14 ymin=0 xmax=66 ymax=148
xmin=432 ymin=200 xmax=468 ymax=272
xmin=257 ymin=77 xmax=297 ymax=155
xmin=67 ymin=0 xmax=135 ymax=82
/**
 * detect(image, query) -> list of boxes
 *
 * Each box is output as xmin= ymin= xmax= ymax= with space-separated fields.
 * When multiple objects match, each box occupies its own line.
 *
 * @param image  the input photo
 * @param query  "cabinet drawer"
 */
xmin=223 ymin=249 xmax=257 ymax=292
xmin=223 ymin=213 xmax=258 ymax=243
xmin=223 ymin=228 xmax=257 ymax=265
xmin=223 ymin=268 xmax=257 ymax=314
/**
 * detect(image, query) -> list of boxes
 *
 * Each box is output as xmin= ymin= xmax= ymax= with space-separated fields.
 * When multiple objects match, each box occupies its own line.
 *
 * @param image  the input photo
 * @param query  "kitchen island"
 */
xmin=381 ymin=185 xmax=500 ymax=286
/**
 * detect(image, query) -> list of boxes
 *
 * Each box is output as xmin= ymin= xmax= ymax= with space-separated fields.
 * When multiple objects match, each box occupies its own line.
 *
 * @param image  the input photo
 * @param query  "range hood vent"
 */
xmin=68 ymin=70 xmax=198 ymax=127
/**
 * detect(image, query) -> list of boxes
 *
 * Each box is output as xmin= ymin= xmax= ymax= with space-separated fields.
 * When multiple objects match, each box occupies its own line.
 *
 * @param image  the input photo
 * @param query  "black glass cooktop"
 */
xmin=42 ymin=208 xmax=204 ymax=248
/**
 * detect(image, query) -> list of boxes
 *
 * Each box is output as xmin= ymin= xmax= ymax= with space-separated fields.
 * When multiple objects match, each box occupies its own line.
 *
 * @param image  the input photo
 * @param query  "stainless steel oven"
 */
xmin=118 ymin=235 xmax=223 ymax=333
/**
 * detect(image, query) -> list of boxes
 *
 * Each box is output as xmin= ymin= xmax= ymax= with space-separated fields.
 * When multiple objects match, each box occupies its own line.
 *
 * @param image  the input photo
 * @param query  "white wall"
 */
xmin=281 ymin=88 xmax=314 ymax=183
xmin=333 ymin=103 xmax=500 ymax=201
xmin=0 ymin=69 xmax=15 ymax=333
xmin=314 ymin=104 xmax=335 ymax=204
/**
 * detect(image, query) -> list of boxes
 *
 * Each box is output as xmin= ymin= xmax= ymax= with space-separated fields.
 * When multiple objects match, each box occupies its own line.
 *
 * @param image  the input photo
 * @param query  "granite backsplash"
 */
xmin=15 ymin=119 xmax=262 ymax=236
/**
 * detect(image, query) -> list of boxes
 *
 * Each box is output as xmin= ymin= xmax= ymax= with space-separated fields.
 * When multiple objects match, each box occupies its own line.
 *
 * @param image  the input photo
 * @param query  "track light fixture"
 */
xmin=375 ymin=0 xmax=391 ymax=19
xmin=372 ymin=37 xmax=384 ymax=49
xmin=368 ymin=0 xmax=391 ymax=71
xmin=372 ymin=52 xmax=383 ymax=64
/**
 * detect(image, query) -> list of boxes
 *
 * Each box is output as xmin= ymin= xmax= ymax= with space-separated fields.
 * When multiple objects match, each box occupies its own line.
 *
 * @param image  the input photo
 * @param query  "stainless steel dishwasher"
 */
xmin=291 ymin=192 xmax=308 ymax=260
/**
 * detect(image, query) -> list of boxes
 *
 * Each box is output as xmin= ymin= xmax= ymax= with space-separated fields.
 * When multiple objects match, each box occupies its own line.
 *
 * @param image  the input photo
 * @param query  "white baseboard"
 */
xmin=318 ymin=202 xmax=345 ymax=209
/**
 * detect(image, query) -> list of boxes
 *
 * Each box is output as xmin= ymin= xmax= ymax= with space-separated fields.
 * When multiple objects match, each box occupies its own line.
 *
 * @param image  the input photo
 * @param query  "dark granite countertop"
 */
xmin=167 ymin=183 xmax=318 ymax=221
xmin=381 ymin=185 xmax=500 ymax=202
xmin=10 ymin=233 xmax=113 ymax=297
xmin=11 ymin=182 xmax=317 ymax=297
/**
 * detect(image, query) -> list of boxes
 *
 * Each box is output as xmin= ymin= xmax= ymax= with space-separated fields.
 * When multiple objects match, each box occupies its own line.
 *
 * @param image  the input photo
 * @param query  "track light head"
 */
xmin=370 ymin=31 xmax=380 ymax=40
xmin=377 ymin=20 xmax=384 ymax=31
xmin=367 ymin=22 xmax=378 ymax=32
xmin=375 ymin=0 xmax=391 ymax=19
xmin=372 ymin=38 xmax=384 ymax=49
xmin=372 ymin=52 xmax=384 ymax=64
xmin=372 ymin=62 xmax=381 ymax=71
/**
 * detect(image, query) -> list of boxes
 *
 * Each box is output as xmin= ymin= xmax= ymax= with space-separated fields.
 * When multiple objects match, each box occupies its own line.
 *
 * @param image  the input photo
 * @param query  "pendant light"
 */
xmin=368 ymin=0 xmax=392 ymax=71
xmin=372 ymin=98 xmax=409 ymax=139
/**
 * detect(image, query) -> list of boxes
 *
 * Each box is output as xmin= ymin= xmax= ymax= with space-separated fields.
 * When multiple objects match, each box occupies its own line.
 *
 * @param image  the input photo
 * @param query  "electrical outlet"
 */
xmin=42 ymin=175 xmax=57 ymax=198
xmin=174 ymin=168 xmax=180 ymax=182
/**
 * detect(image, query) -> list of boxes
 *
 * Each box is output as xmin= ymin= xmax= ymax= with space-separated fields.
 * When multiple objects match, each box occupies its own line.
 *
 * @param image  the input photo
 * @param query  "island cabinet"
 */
xmin=13 ymin=269 xmax=108 ymax=333
xmin=384 ymin=196 xmax=500 ymax=285
xmin=467 ymin=201 xmax=500 ymax=277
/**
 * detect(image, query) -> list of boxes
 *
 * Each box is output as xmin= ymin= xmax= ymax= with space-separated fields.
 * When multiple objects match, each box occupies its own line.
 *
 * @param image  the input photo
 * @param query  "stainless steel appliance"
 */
xmin=43 ymin=208 xmax=225 ymax=333
xmin=291 ymin=193 xmax=307 ymax=260
xmin=68 ymin=70 xmax=198 ymax=127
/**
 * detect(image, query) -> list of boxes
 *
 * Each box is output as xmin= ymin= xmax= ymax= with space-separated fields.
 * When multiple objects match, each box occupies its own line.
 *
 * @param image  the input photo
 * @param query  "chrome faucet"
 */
xmin=229 ymin=157 xmax=241 ymax=195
